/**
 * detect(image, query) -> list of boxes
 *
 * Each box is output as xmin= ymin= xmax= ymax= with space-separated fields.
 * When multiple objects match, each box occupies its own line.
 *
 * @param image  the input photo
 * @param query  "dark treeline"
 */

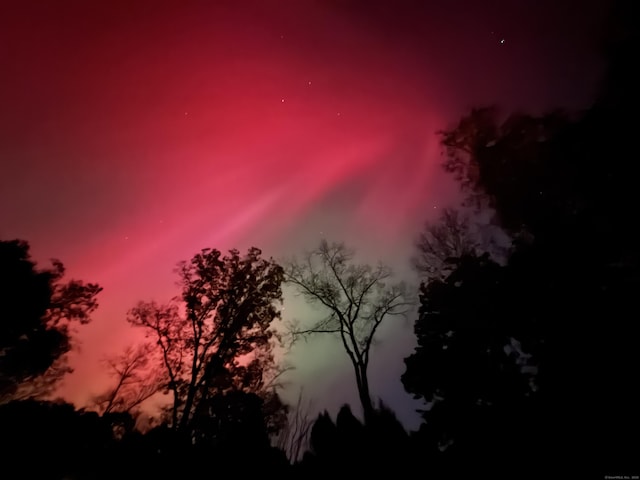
xmin=1 ymin=2 xmax=637 ymax=478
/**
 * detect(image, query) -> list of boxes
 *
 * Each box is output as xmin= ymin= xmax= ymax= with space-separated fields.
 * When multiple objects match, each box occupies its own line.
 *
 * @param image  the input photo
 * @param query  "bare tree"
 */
xmin=93 ymin=343 xmax=165 ymax=415
xmin=413 ymin=208 xmax=480 ymax=281
xmin=276 ymin=388 xmax=313 ymax=463
xmin=284 ymin=240 xmax=413 ymax=423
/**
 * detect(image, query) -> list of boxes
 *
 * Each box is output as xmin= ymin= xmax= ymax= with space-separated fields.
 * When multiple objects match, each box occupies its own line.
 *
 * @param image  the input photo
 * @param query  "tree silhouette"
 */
xmin=0 ymin=239 xmax=102 ymax=402
xmin=93 ymin=343 xmax=164 ymax=415
xmin=300 ymin=402 xmax=410 ymax=473
xmin=439 ymin=106 xmax=580 ymax=241
xmin=127 ymin=246 xmax=287 ymax=442
xmin=404 ymin=6 xmax=640 ymax=471
xmin=285 ymin=239 xmax=413 ymax=423
xmin=402 ymin=253 xmax=540 ymax=477
xmin=275 ymin=388 xmax=313 ymax=463
xmin=406 ymin=107 xmax=615 ymax=474
xmin=412 ymin=207 xmax=481 ymax=281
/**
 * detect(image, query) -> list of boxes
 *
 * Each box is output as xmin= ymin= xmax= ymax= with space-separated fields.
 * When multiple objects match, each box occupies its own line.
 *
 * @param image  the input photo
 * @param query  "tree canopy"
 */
xmin=127 ymin=246 xmax=287 ymax=443
xmin=402 ymin=23 xmax=640 ymax=471
xmin=0 ymin=239 xmax=102 ymax=402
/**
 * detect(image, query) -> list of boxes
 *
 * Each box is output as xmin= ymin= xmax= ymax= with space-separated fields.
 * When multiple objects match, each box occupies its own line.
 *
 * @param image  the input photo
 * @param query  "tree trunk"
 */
xmin=354 ymin=363 xmax=375 ymax=424
xmin=178 ymin=383 xmax=197 ymax=432
xmin=171 ymin=388 xmax=180 ymax=430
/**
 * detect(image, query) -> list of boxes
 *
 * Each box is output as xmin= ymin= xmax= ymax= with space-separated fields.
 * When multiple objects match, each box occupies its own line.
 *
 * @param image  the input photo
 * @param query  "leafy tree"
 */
xmin=402 ymin=253 xmax=540 ymax=475
xmin=284 ymin=239 xmax=413 ymax=423
xmin=439 ymin=106 xmax=580 ymax=241
xmin=405 ymin=108 xmax=607 ymax=474
xmin=412 ymin=207 xmax=481 ymax=281
xmin=405 ymin=8 xmax=640 ymax=471
xmin=0 ymin=239 xmax=101 ymax=402
xmin=127 ymin=246 xmax=287 ymax=442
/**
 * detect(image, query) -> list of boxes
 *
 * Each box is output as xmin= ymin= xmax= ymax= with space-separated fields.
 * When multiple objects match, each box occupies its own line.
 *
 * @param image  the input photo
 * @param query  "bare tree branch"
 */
xmin=413 ymin=208 xmax=481 ymax=281
xmin=93 ymin=343 xmax=165 ymax=415
xmin=276 ymin=388 xmax=314 ymax=463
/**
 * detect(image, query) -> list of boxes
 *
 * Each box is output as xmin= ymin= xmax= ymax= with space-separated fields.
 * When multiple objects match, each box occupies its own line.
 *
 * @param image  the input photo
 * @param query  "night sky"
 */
xmin=0 ymin=0 xmax=609 ymax=428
